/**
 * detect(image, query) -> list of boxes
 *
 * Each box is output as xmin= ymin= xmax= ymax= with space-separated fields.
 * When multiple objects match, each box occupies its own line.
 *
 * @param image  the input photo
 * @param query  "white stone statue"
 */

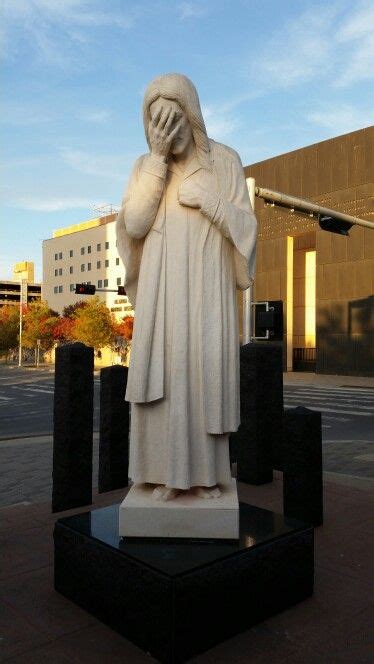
xmin=116 ymin=73 xmax=257 ymax=508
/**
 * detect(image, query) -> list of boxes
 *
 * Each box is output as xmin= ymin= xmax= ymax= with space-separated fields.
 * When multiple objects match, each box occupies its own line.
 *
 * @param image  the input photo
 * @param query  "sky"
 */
xmin=1 ymin=0 xmax=373 ymax=281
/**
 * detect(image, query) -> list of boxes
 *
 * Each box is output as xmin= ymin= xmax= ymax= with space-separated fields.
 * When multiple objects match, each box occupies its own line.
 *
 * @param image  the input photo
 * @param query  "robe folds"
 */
xmin=116 ymin=139 xmax=257 ymax=488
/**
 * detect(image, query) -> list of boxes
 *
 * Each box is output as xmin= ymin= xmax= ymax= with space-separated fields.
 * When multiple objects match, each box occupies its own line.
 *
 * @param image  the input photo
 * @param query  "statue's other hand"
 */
xmin=178 ymin=180 xmax=206 ymax=209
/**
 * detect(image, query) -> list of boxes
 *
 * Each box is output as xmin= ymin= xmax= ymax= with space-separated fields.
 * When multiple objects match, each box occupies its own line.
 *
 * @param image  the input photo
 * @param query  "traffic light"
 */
xmin=117 ymin=286 xmax=126 ymax=295
xmin=319 ymin=215 xmax=353 ymax=236
xmin=75 ymin=283 xmax=96 ymax=295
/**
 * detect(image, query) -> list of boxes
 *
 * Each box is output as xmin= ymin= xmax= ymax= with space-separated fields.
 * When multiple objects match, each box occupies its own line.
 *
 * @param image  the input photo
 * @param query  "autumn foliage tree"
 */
xmin=0 ymin=305 xmax=20 ymax=361
xmin=71 ymin=296 xmax=114 ymax=350
xmin=22 ymin=302 xmax=60 ymax=351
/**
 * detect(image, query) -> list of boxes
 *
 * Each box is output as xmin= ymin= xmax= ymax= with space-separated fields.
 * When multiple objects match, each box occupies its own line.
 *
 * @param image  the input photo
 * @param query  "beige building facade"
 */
xmin=42 ymin=214 xmax=133 ymax=319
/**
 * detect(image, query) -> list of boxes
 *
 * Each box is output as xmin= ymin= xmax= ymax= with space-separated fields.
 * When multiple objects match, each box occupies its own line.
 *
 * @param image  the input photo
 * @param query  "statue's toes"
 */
xmin=153 ymin=485 xmax=166 ymax=500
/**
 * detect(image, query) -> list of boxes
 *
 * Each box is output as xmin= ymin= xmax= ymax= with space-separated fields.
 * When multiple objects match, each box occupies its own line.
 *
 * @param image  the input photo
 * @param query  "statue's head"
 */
xmin=143 ymin=73 xmax=211 ymax=168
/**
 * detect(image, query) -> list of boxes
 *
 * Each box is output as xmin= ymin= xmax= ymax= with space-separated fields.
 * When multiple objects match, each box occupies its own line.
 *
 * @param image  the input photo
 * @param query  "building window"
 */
xmin=104 ymin=278 xmax=108 ymax=287
xmin=59 ymin=252 xmax=62 ymax=259
xmin=81 ymin=247 xmax=85 ymax=255
xmin=97 ymin=260 xmax=101 ymax=269
xmin=116 ymin=240 xmax=118 ymax=247
xmin=117 ymin=277 xmax=121 ymax=285
xmin=70 ymin=266 xmax=73 ymax=274
xmin=105 ymin=241 xmax=109 ymax=250
xmin=58 ymin=285 xmax=63 ymax=293
xmin=69 ymin=249 xmax=73 ymax=257
xmin=54 ymin=253 xmax=58 ymax=261
xmin=98 ymin=279 xmax=103 ymax=288
xmin=54 ymin=268 xmax=58 ymax=276
xmin=116 ymin=257 xmax=120 ymax=265
xmin=105 ymin=259 xmax=109 ymax=267
xmin=81 ymin=264 xmax=85 ymax=272
xmin=54 ymin=286 xmax=58 ymax=293
xmin=59 ymin=268 xmax=62 ymax=276
xmin=88 ymin=246 xmax=91 ymax=254
xmin=87 ymin=263 xmax=91 ymax=271
xmin=70 ymin=284 xmax=75 ymax=292
xmin=97 ymin=243 xmax=101 ymax=251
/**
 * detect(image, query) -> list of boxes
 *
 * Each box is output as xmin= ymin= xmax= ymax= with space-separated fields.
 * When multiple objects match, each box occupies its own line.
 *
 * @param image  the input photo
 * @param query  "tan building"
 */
xmin=0 ymin=261 xmax=41 ymax=308
xmin=244 ymin=126 xmax=373 ymax=376
xmin=42 ymin=214 xmax=133 ymax=319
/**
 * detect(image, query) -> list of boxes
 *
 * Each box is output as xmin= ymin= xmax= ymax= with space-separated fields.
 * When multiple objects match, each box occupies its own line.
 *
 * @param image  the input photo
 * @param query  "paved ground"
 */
xmin=0 ymin=476 xmax=373 ymax=663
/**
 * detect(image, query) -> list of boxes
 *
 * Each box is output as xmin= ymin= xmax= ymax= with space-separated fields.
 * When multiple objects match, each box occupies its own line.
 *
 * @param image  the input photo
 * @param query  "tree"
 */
xmin=53 ymin=317 xmax=75 ymax=344
xmin=114 ymin=315 xmax=134 ymax=341
xmin=22 ymin=301 xmax=60 ymax=351
xmin=0 ymin=305 xmax=19 ymax=361
xmin=71 ymin=296 xmax=114 ymax=350
xmin=63 ymin=300 xmax=88 ymax=319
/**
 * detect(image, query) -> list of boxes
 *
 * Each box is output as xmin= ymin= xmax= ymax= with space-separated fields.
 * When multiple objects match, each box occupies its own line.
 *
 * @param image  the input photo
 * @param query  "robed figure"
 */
xmin=116 ymin=74 xmax=257 ymax=501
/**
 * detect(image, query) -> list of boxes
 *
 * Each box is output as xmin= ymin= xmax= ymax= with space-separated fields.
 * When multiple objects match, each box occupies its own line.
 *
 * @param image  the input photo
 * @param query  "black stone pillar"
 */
xmin=98 ymin=365 xmax=129 ymax=493
xmin=232 ymin=343 xmax=283 ymax=485
xmin=283 ymin=406 xmax=323 ymax=527
xmin=52 ymin=342 xmax=94 ymax=512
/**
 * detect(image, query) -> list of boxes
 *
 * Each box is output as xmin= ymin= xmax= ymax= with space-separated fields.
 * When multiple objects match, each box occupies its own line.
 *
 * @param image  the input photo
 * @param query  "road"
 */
xmin=0 ymin=365 xmax=100 ymax=439
xmin=0 ymin=365 xmax=372 ymax=507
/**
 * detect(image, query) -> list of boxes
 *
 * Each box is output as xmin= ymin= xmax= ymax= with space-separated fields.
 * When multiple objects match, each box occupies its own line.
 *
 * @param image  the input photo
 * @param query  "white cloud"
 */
xmin=178 ymin=2 xmax=207 ymax=20
xmin=59 ymin=147 xmax=134 ymax=181
xmin=9 ymin=196 xmax=92 ymax=212
xmin=2 ymin=0 xmax=139 ymax=67
xmin=306 ymin=104 xmax=372 ymax=135
xmin=76 ymin=109 xmax=112 ymax=123
xmin=201 ymin=104 xmax=239 ymax=141
xmin=248 ymin=2 xmax=374 ymax=92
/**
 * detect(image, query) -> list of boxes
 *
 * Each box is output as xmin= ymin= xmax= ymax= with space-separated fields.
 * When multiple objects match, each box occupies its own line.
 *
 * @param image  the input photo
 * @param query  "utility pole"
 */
xmin=18 ymin=279 xmax=27 ymax=367
xmin=243 ymin=177 xmax=255 ymax=344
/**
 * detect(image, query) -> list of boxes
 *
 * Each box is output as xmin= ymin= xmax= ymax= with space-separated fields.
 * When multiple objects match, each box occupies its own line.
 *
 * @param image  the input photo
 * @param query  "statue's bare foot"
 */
xmin=193 ymin=485 xmax=221 ymax=499
xmin=153 ymin=485 xmax=181 ymax=501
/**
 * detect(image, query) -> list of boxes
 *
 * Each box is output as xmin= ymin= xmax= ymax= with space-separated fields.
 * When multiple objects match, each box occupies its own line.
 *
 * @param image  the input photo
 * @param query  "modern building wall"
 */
xmin=244 ymin=126 xmax=374 ymax=376
xmin=42 ymin=214 xmax=133 ymax=319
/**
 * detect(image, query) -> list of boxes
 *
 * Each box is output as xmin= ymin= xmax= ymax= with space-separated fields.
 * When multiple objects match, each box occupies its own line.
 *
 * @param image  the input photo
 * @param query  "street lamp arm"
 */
xmin=255 ymin=186 xmax=374 ymax=230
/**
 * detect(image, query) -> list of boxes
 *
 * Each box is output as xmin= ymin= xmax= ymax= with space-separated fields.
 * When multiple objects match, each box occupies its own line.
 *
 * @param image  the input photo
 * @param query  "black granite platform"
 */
xmin=54 ymin=503 xmax=314 ymax=663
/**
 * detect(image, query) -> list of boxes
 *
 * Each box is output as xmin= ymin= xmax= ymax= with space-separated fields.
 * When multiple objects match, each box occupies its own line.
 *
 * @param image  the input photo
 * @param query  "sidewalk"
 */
xmin=0 ymin=475 xmax=373 ymax=663
xmin=283 ymin=372 xmax=374 ymax=388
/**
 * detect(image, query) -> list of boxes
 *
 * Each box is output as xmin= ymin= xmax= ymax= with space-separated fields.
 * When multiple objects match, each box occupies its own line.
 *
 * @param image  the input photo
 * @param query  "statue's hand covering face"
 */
xmin=116 ymin=73 xmax=257 ymax=493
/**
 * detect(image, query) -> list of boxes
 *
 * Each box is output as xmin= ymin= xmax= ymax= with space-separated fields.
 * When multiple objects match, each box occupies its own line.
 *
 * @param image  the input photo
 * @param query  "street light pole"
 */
xmin=243 ymin=177 xmax=255 ymax=345
xmin=18 ymin=279 xmax=27 ymax=367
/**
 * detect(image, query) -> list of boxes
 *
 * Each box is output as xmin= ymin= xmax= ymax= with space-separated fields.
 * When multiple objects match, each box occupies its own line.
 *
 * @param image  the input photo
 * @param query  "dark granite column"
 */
xmin=283 ymin=406 xmax=323 ymax=526
xmin=52 ymin=342 xmax=94 ymax=512
xmin=99 ymin=365 xmax=129 ymax=493
xmin=232 ymin=343 xmax=283 ymax=485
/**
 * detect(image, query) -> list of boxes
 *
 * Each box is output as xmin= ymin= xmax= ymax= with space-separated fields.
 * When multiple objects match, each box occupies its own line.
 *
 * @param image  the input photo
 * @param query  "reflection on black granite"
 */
xmin=58 ymin=502 xmax=307 ymax=576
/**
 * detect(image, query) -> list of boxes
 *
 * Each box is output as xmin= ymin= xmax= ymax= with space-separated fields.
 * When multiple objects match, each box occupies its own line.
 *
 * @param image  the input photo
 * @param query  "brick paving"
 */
xmin=0 ymin=476 xmax=373 ymax=663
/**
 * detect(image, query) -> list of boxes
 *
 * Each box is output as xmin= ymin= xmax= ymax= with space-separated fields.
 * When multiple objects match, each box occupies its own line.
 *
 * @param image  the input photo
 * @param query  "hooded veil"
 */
xmin=117 ymin=74 xmax=213 ymax=306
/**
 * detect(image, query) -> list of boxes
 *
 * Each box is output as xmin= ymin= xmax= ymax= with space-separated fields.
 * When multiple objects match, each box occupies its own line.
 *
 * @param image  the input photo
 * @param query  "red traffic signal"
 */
xmin=75 ymin=283 xmax=96 ymax=295
xmin=117 ymin=286 xmax=126 ymax=295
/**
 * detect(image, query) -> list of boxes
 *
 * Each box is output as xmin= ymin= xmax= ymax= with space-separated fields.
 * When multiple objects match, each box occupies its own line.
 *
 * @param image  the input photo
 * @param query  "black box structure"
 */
xmin=52 ymin=342 xmax=94 ymax=513
xmin=231 ymin=343 xmax=284 ymax=483
xmin=54 ymin=502 xmax=314 ymax=663
xmin=283 ymin=406 xmax=323 ymax=527
xmin=99 ymin=365 xmax=129 ymax=493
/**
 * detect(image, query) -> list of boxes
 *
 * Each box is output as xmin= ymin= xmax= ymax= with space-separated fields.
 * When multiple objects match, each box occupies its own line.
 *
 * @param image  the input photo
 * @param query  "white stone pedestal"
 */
xmin=119 ymin=479 xmax=239 ymax=539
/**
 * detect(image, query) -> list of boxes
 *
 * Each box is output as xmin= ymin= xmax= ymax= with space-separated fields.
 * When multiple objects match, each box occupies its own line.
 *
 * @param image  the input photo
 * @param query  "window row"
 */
xmin=54 ymin=241 xmax=118 ymax=261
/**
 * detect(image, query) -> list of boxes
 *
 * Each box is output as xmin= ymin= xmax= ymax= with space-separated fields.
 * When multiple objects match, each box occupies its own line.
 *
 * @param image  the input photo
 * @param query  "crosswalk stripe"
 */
xmin=284 ymin=386 xmax=373 ymax=397
xmin=284 ymin=403 xmax=373 ymax=417
xmin=284 ymin=396 xmax=373 ymax=411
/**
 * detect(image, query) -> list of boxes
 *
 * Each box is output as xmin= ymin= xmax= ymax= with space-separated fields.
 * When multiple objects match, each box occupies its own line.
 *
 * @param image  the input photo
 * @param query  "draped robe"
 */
xmin=116 ymin=139 xmax=257 ymax=489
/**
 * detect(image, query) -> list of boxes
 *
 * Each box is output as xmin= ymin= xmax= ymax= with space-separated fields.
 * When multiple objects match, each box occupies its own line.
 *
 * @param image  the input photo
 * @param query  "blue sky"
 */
xmin=1 ymin=0 xmax=373 ymax=281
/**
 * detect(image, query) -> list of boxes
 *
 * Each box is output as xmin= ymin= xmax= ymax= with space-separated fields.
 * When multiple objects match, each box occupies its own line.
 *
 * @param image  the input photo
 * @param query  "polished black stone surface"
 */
xmin=55 ymin=502 xmax=314 ymax=663
xmin=58 ymin=502 xmax=306 ymax=576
